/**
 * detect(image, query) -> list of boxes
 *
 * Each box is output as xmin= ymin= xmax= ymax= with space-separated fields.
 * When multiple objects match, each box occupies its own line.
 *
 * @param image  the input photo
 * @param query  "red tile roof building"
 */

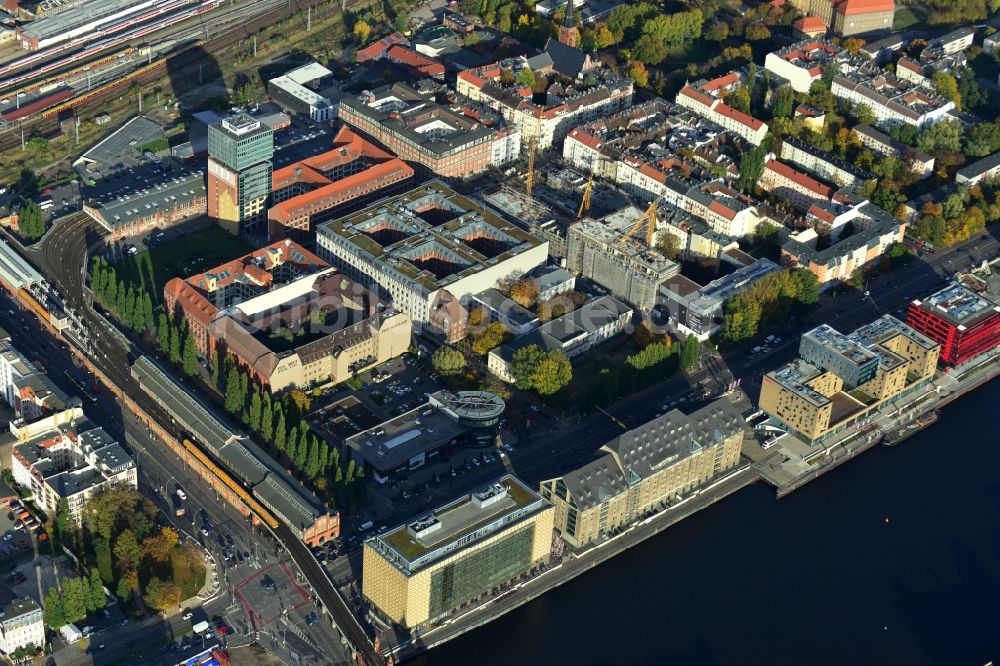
xmin=793 ymin=0 xmax=894 ymax=37
xmin=356 ymin=31 xmax=408 ymax=62
xmin=674 ymin=72 xmax=769 ymax=145
xmin=761 ymin=158 xmax=835 ymax=211
xmin=267 ymin=126 xmax=414 ymax=241
xmin=164 ymin=239 xmax=411 ymax=391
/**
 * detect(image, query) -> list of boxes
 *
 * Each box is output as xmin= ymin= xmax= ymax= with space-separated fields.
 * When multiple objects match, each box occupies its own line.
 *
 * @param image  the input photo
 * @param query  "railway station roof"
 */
xmin=0 ymin=239 xmax=43 ymax=290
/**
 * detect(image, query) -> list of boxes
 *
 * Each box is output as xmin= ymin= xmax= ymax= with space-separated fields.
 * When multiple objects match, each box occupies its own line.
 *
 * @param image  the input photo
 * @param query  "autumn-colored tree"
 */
xmin=626 ymin=60 xmax=649 ymax=87
xmin=509 ymin=277 xmax=540 ymax=308
xmin=471 ymin=321 xmax=511 ymax=355
xmin=353 ymin=20 xmax=371 ymax=44
xmin=842 ymin=38 xmax=865 ymax=54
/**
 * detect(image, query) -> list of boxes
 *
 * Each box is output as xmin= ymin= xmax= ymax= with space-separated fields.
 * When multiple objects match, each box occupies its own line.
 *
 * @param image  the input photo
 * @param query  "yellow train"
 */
xmin=181 ymin=438 xmax=280 ymax=530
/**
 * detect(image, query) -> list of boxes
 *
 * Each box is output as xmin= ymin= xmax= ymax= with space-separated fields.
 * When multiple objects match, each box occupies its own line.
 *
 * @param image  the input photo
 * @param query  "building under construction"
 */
xmin=566 ymin=206 xmax=679 ymax=311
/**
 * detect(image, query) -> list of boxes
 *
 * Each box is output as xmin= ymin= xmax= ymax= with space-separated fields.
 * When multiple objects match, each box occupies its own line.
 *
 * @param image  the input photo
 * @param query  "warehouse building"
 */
xmin=363 ymin=474 xmax=553 ymax=628
xmin=267 ymin=62 xmax=339 ymax=122
xmin=316 ymin=181 xmax=548 ymax=330
xmin=82 ymin=172 xmax=207 ymax=241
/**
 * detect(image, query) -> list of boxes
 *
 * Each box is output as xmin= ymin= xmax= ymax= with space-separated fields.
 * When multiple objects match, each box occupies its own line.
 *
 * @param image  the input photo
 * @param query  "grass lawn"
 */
xmin=893 ymin=6 xmax=923 ymax=31
xmin=116 ymin=223 xmax=252 ymax=301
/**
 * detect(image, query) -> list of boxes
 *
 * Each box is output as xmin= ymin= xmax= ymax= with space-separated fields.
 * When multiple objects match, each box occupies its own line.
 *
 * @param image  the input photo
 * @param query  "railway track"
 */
xmin=0 ymin=0 xmax=343 ymax=151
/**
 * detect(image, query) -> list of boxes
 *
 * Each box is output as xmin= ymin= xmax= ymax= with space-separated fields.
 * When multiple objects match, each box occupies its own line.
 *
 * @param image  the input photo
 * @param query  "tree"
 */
xmin=211 ymin=350 xmax=220 ymax=388
xmin=916 ymin=120 xmax=963 ymax=154
xmin=856 ymin=103 xmax=875 ymax=126
xmin=432 ymin=346 xmax=466 ymax=376
xmin=842 ymin=37 xmax=865 ymax=54
xmin=249 ymin=389 xmax=262 ymax=432
xmin=590 ymin=23 xmax=616 ymax=49
xmin=964 ymin=122 xmax=1000 ymax=158
xmin=510 ymin=345 xmax=572 ymax=395
xmin=168 ymin=322 xmax=181 ymax=364
xmin=158 ymin=313 xmax=171 ymax=354
xmin=224 ymin=367 xmax=244 ymax=413
xmin=43 ymin=587 xmax=65 ymax=629
xmin=656 ymin=233 xmax=680 ymax=260
xmin=509 ymin=277 xmax=540 ymax=307
xmin=728 ymin=86 xmax=751 ymax=114
xmin=773 ymin=86 xmax=795 ymax=119
xmin=633 ymin=34 xmax=668 ymax=65
xmin=516 ymin=67 xmax=535 ymax=89
xmin=114 ymin=529 xmax=141 ymax=572
xmin=261 ymin=397 xmax=273 ymax=443
xmin=932 ymin=71 xmax=961 ymax=110
xmin=626 ymin=60 xmax=648 ymax=87
xmin=353 ymin=20 xmax=371 ymax=43
xmin=471 ymin=321 xmax=510 ymax=355
xmin=62 ymin=577 xmax=88 ymax=623
xmin=744 ymin=23 xmax=771 ymax=41
xmin=17 ymin=202 xmax=45 ymax=241
xmin=306 ymin=435 xmax=321 ymax=479
xmin=737 ymin=143 xmax=768 ymax=192
xmin=55 ymin=497 xmax=72 ymax=544
xmin=124 ymin=287 xmax=136 ymax=329
xmin=705 ymin=20 xmax=728 ymax=41
xmin=679 ymin=335 xmax=700 ymax=370
xmin=182 ymin=329 xmax=199 ymax=376
xmin=89 ymin=568 xmax=106 ymax=612
xmin=274 ymin=410 xmax=287 ymax=452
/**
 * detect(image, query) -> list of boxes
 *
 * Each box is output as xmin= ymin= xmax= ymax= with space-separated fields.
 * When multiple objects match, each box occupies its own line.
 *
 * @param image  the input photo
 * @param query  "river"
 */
xmin=410 ymin=379 xmax=1000 ymax=666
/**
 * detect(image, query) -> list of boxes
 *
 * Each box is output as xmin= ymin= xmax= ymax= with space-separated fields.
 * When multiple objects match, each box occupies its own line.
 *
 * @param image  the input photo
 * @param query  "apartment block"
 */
xmin=540 ymin=397 xmax=744 ymax=547
xmin=781 ymin=202 xmax=905 ymax=285
xmin=764 ymin=40 xmax=843 ymax=93
xmin=852 ymin=124 xmax=934 ymax=178
xmin=675 ymin=72 xmax=769 ymax=145
xmin=316 ymin=181 xmax=548 ymax=329
xmin=457 ymin=53 xmax=633 ymax=150
xmin=566 ymin=207 xmax=679 ymax=310
xmin=339 ymin=83 xmax=520 ymax=178
xmin=955 ymin=151 xmax=1000 ymax=187
xmin=12 ymin=418 xmax=136 ymax=524
xmin=0 ymin=598 xmax=44 ymax=655
xmin=761 ymin=158 xmax=834 ymax=211
xmin=907 ymin=281 xmax=1000 ymax=365
xmin=831 ymin=70 xmax=954 ymax=129
xmin=363 ymin=475 xmax=553 ymax=628
xmin=779 ymin=137 xmax=876 ymax=190
xmin=760 ymin=315 xmax=939 ymax=443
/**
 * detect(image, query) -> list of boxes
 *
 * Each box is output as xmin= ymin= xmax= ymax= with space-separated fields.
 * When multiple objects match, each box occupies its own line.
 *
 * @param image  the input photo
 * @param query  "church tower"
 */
xmin=558 ymin=0 xmax=579 ymax=48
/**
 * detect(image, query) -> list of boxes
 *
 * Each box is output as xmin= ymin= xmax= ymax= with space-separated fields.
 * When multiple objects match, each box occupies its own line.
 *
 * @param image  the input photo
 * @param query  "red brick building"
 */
xmin=906 ymin=281 xmax=1000 ymax=366
xmin=267 ymin=126 xmax=414 ymax=241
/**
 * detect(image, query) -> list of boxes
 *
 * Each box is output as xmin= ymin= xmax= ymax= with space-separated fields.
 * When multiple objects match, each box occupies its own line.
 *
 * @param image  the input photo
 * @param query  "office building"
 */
xmin=540 ymin=397 xmax=745 ymax=548
xmin=907 ymin=281 xmax=1000 ymax=365
xmin=207 ymin=114 xmax=274 ymax=236
xmin=316 ymin=181 xmax=548 ymax=329
xmin=781 ymin=202 xmax=906 ymax=285
xmin=660 ymin=257 xmax=781 ymax=340
xmin=566 ymin=207 xmax=679 ymax=310
xmin=362 ymin=475 xmax=553 ymax=628
xmin=268 ymin=126 xmax=414 ymax=241
xmin=487 ymin=295 xmax=632 ymax=381
xmin=338 ymin=83 xmax=520 ymax=179
xmin=345 ymin=390 xmax=505 ymax=483
xmin=0 ymin=598 xmax=44 ymax=655
xmin=11 ymin=419 xmax=137 ymax=524
xmin=268 ymin=62 xmax=338 ymax=122
xmin=164 ymin=239 xmax=411 ymax=391
xmin=759 ymin=315 xmax=939 ymax=443
xmin=675 ymin=72 xmax=769 ymax=145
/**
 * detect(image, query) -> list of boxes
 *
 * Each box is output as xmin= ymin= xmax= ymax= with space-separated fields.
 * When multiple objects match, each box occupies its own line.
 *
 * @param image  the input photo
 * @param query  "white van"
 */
xmin=175 ymin=488 xmax=187 ymax=501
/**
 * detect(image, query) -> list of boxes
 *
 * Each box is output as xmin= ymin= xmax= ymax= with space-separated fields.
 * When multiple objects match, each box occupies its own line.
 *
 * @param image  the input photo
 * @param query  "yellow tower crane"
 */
xmin=526 ymin=107 xmax=543 ymax=197
xmin=577 ymin=171 xmax=594 ymax=219
xmin=619 ymin=197 xmax=661 ymax=247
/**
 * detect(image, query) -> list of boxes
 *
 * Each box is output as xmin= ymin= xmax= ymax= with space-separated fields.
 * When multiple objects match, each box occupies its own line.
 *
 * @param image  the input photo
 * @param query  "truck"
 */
xmin=192 ymin=620 xmax=211 ymax=635
xmin=359 ymin=521 xmax=374 ymax=532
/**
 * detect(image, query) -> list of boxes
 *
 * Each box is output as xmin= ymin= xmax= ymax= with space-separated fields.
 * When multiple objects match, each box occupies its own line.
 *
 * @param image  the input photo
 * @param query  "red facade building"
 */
xmin=906 ymin=281 xmax=1000 ymax=366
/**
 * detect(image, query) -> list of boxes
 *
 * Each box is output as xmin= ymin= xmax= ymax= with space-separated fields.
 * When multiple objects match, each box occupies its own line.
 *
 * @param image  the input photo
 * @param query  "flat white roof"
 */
xmin=286 ymin=62 xmax=333 ymax=85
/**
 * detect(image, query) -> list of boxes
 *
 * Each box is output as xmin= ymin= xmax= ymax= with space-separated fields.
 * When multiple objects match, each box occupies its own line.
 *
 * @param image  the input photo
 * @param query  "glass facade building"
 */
xmin=207 ymin=114 xmax=274 ymax=236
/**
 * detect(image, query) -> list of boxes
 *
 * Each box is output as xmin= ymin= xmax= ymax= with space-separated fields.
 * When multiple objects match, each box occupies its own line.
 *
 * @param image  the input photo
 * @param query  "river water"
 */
xmin=411 ymin=379 xmax=1000 ymax=666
